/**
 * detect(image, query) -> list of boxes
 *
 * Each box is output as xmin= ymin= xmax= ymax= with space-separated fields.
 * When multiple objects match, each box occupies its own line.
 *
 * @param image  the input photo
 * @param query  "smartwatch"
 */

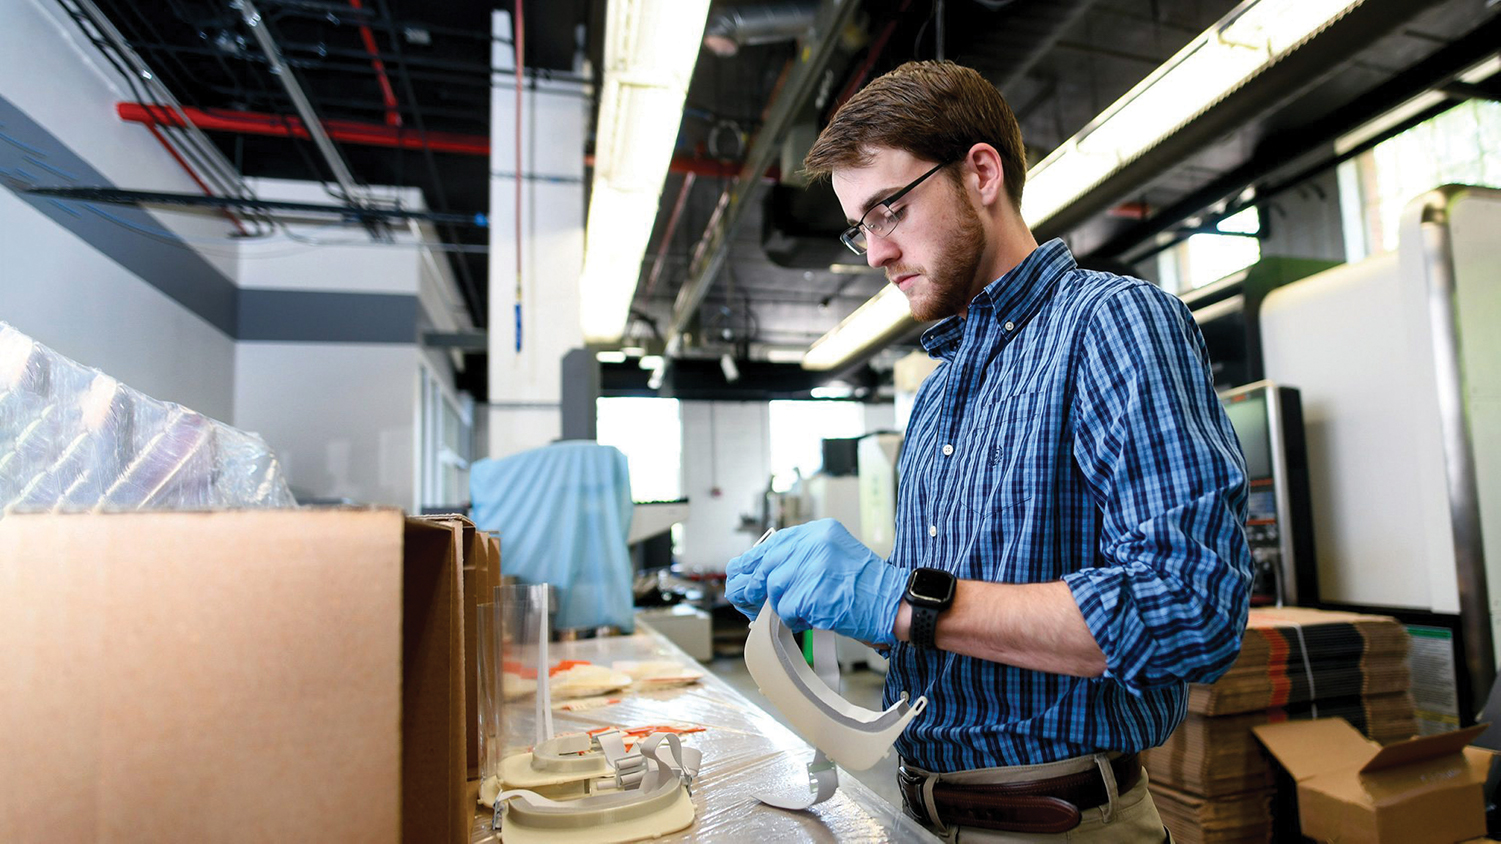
xmin=904 ymin=567 xmax=956 ymax=650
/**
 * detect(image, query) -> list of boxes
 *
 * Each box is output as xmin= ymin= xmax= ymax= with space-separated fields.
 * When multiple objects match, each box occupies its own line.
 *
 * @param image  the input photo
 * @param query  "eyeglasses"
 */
xmin=840 ymin=161 xmax=952 ymax=256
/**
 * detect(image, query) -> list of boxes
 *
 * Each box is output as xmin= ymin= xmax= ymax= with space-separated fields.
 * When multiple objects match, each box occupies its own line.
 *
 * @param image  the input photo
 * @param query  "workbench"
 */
xmin=470 ymin=622 xmax=939 ymax=842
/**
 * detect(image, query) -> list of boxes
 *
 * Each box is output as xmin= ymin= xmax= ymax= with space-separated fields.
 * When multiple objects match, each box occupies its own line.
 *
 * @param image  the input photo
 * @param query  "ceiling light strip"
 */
xmin=579 ymin=0 xmax=712 ymax=344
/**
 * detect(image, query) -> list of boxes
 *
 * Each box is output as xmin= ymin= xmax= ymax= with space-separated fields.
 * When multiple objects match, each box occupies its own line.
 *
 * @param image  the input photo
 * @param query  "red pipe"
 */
xmin=644 ymin=172 xmax=695 ymax=298
xmin=122 ymin=103 xmax=762 ymax=180
xmin=118 ymin=102 xmax=489 ymax=156
xmin=347 ymin=0 xmax=402 ymax=128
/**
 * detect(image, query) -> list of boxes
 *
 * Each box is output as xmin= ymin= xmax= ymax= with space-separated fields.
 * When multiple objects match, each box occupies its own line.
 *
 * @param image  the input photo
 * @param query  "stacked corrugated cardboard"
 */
xmin=1147 ymin=607 xmax=1417 ymax=844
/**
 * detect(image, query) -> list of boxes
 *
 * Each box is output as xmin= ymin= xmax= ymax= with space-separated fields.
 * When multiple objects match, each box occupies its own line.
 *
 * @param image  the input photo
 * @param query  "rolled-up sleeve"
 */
xmin=1062 ymin=283 xmax=1253 ymax=695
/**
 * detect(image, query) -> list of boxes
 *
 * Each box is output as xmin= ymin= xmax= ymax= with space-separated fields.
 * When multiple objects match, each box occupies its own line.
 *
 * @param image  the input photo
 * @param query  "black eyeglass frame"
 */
xmin=839 ymin=160 xmax=954 ymax=255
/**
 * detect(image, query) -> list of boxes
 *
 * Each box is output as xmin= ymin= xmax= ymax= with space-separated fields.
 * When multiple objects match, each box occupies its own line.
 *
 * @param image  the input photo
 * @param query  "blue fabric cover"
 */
xmin=470 ymin=441 xmax=635 ymax=632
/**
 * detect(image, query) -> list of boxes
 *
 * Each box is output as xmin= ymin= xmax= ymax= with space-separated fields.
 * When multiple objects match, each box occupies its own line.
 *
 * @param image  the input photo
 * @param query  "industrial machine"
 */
xmin=1219 ymin=381 xmax=1317 ymax=607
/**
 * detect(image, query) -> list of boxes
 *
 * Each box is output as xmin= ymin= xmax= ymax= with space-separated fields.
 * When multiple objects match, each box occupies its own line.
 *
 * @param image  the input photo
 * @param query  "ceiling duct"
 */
xmin=703 ymin=1 xmax=819 ymax=57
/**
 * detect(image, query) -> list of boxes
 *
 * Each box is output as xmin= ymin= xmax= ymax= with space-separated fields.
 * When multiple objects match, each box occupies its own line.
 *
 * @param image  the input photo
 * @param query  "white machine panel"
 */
xmin=1261 ymin=246 xmax=1455 ymax=610
xmin=1261 ymin=186 xmax=1501 ymax=637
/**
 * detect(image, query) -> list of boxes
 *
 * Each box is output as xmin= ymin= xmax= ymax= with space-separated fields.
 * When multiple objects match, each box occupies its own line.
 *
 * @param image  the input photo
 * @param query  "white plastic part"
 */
xmin=744 ymin=603 xmax=927 ymax=772
xmin=498 ymin=728 xmax=645 ymax=793
xmin=753 ymin=748 xmax=840 ymax=810
xmin=496 ymin=732 xmax=701 ymax=843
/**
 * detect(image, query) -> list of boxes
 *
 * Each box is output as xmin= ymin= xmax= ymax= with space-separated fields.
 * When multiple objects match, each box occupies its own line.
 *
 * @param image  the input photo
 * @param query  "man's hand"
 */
xmin=724 ymin=519 xmax=907 ymax=647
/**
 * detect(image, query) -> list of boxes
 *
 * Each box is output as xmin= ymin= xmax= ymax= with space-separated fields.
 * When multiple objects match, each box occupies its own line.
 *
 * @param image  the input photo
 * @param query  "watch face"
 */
xmin=909 ymin=567 xmax=955 ymax=604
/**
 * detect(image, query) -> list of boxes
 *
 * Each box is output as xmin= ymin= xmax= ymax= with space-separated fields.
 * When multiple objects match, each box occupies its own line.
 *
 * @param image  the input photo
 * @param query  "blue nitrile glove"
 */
xmin=724 ymin=518 xmax=907 ymax=647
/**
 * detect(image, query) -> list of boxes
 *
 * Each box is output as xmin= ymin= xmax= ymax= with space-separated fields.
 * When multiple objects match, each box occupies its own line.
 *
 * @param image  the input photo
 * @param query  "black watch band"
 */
xmin=909 ymin=603 xmax=942 ymax=650
xmin=904 ymin=567 xmax=956 ymax=650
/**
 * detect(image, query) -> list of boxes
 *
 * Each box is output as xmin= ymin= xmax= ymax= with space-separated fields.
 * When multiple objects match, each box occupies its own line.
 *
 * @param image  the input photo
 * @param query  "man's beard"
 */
xmin=899 ymin=192 xmax=985 ymax=322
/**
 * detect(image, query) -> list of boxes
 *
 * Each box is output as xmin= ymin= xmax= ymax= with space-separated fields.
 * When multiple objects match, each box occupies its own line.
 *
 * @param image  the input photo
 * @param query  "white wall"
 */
xmin=234 ymin=343 xmax=419 ymax=507
xmin=236 ymin=179 xmax=424 ymax=294
xmin=0 ymin=0 xmax=239 ymax=419
xmin=232 ymin=179 xmax=470 ymax=510
xmin=864 ymin=402 xmax=897 ymax=433
xmin=0 ymin=3 xmax=478 ymax=511
xmin=677 ymin=401 xmax=771 ymax=570
xmin=0 ymin=190 xmax=237 ymax=420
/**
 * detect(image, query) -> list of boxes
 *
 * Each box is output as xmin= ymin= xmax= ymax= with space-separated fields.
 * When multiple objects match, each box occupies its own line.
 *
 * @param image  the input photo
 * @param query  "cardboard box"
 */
xmin=1253 ymin=718 xmax=1491 ymax=843
xmin=0 ymin=509 xmax=470 ymax=844
xmin=1148 ymin=781 xmax=1273 ymax=844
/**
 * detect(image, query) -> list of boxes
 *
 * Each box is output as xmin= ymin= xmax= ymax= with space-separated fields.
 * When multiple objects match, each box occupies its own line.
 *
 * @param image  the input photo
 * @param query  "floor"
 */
xmin=707 ymin=654 xmax=905 ymax=810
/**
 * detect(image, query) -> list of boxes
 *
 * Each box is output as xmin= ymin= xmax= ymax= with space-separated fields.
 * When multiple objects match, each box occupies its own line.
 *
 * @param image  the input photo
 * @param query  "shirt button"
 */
xmin=928 ymin=525 xmax=938 ymax=538
xmin=942 ymin=444 xmax=954 ymax=456
xmin=1004 ymin=320 xmax=1015 ymax=331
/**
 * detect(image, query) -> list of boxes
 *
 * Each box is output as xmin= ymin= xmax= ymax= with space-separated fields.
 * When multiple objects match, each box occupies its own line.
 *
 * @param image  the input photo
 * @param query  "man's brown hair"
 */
xmin=803 ymin=61 xmax=1027 ymax=210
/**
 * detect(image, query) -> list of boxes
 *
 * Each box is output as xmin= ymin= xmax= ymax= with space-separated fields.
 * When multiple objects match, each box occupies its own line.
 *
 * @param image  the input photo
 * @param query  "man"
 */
xmin=726 ymin=61 xmax=1252 ymax=843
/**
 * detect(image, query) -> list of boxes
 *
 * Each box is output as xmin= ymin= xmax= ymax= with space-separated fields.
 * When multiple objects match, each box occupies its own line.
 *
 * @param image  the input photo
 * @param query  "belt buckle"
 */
xmin=896 ymin=765 xmax=934 ymax=827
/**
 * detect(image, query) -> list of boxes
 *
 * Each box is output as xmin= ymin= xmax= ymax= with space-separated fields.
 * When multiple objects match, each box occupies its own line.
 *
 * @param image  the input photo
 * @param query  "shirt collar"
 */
xmin=920 ymin=238 xmax=1074 ymax=361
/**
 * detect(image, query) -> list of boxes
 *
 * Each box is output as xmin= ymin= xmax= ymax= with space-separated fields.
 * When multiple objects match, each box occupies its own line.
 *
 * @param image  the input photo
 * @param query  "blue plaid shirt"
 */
xmin=887 ymin=239 xmax=1252 ymax=772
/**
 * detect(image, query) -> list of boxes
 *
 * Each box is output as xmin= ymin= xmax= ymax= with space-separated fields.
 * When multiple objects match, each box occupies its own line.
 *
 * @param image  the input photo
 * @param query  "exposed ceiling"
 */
xmin=73 ymin=0 xmax=1501 ymax=400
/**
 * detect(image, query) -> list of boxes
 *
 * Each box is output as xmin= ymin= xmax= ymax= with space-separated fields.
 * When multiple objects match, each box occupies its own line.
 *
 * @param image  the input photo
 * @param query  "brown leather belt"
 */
xmin=897 ymin=753 xmax=1142 ymax=834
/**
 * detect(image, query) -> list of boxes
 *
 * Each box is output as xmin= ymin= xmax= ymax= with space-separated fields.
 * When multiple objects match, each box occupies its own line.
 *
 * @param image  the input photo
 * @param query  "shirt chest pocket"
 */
xmin=953 ymin=390 xmax=1045 ymax=514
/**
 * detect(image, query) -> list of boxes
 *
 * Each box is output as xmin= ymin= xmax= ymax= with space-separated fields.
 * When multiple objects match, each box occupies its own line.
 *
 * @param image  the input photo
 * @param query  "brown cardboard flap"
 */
xmin=401 ymin=516 xmax=469 ymax=844
xmin=462 ymin=520 xmax=488 ymax=779
xmin=1360 ymin=724 xmax=1488 ymax=774
xmin=1253 ymin=718 xmax=1378 ymax=780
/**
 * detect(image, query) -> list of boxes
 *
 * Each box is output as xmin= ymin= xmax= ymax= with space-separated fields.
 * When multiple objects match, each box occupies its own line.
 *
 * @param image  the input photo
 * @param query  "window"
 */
xmin=1338 ymin=99 xmax=1501 ymax=262
xmin=418 ymin=365 xmax=473 ymax=510
xmin=767 ymin=400 xmax=866 ymax=492
xmin=1155 ymin=207 xmax=1262 ymax=294
xmin=596 ymin=397 xmax=683 ymax=502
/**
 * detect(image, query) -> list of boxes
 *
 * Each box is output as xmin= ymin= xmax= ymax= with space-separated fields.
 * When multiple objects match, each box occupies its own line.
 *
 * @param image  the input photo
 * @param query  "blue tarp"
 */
xmin=470 ymin=441 xmax=635 ymax=632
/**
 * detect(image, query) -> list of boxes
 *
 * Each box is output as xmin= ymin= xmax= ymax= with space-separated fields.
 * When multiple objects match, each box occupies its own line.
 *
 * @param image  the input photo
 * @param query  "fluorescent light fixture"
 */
xmin=805 ymin=0 xmax=1365 ymax=372
xmin=763 ymin=347 xmax=808 ymax=364
xmin=1334 ymin=55 xmax=1501 ymax=155
xmin=578 ymin=0 xmax=712 ymax=343
xmin=803 ymin=285 xmax=917 ymax=371
xmin=1025 ymin=0 xmax=1364 ymax=228
xmin=720 ymin=353 xmax=740 ymax=383
xmin=596 ymin=350 xmax=629 ymax=364
xmin=810 ymin=382 xmax=855 ymax=399
xmin=621 ymin=345 xmax=647 ymax=357
xmin=639 ymin=355 xmax=664 ymax=371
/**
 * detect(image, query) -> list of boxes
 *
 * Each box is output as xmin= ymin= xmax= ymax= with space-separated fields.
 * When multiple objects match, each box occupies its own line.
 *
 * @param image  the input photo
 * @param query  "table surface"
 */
xmin=471 ymin=622 xmax=939 ymax=843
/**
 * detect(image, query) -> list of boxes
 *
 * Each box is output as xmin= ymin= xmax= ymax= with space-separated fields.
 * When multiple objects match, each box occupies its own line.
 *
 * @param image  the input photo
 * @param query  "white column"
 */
xmin=488 ymin=10 xmax=588 ymax=459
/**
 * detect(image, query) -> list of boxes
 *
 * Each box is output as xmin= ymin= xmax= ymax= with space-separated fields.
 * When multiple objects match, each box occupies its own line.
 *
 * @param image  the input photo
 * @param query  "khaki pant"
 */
xmin=900 ymin=753 xmax=1170 ymax=843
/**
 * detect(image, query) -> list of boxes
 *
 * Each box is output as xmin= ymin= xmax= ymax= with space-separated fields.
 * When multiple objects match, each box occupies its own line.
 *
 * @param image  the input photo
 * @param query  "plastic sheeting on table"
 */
xmin=0 ymin=322 xmax=295 ymax=515
xmin=472 ymin=626 xmax=939 ymax=844
xmin=470 ymin=441 xmax=634 ymax=632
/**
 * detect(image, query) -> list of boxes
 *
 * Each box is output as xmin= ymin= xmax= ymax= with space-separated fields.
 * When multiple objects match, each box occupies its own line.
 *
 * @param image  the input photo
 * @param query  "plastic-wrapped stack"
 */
xmin=1146 ymin=607 xmax=1416 ymax=844
xmin=0 ymin=322 xmax=295 ymax=514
